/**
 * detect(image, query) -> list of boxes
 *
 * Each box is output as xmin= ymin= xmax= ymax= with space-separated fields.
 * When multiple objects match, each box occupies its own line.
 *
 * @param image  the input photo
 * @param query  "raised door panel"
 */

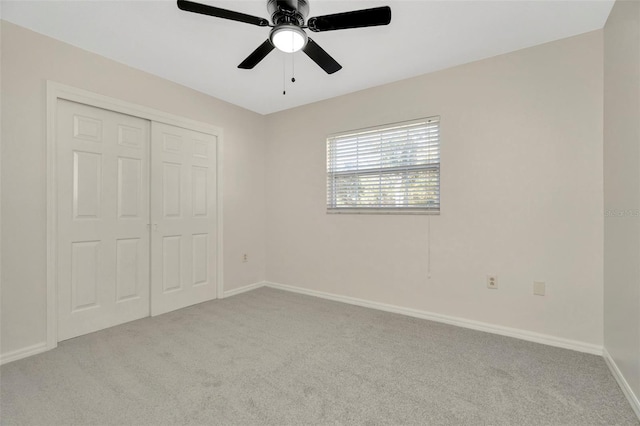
xmin=162 ymin=235 xmax=182 ymax=293
xmin=71 ymin=241 xmax=100 ymax=311
xmin=163 ymin=133 xmax=182 ymax=153
xmin=116 ymin=238 xmax=142 ymax=302
xmin=73 ymin=151 xmax=102 ymax=220
xmin=192 ymin=166 xmax=208 ymax=217
xmin=118 ymin=125 xmax=143 ymax=149
xmin=193 ymin=140 xmax=209 ymax=159
xmin=73 ymin=114 xmax=102 ymax=142
xmin=163 ymin=162 xmax=182 ymax=218
xmin=192 ymin=233 xmax=208 ymax=287
xmin=117 ymin=157 xmax=142 ymax=219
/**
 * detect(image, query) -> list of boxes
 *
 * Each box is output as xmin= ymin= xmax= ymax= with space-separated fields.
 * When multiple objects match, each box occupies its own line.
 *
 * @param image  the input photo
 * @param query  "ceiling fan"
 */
xmin=177 ymin=0 xmax=392 ymax=74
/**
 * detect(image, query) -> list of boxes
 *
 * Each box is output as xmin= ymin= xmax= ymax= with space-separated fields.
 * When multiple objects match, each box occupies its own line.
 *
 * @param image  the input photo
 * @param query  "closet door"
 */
xmin=150 ymin=122 xmax=217 ymax=315
xmin=57 ymin=100 xmax=151 ymax=341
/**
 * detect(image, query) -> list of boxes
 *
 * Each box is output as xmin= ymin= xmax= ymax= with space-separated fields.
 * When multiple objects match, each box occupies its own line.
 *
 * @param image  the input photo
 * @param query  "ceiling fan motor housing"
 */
xmin=267 ymin=0 xmax=309 ymax=26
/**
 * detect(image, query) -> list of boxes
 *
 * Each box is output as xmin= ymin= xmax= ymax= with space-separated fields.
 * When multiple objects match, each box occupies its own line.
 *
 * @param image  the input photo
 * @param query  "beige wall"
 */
xmin=0 ymin=20 xmax=612 ymax=360
xmin=0 ymin=21 xmax=267 ymax=356
xmin=604 ymin=0 xmax=640 ymax=407
xmin=265 ymin=31 xmax=604 ymax=346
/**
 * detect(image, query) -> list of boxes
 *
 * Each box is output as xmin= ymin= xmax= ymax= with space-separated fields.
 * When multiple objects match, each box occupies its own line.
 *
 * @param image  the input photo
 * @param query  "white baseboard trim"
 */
xmin=264 ymin=281 xmax=603 ymax=356
xmin=2 ymin=282 xmax=267 ymax=365
xmin=604 ymin=348 xmax=640 ymax=420
xmin=0 ymin=282 xmax=605 ymax=366
xmin=222 ymin=281 xmax=267 ymax=299
xmin=0 ymin=341 xmax=48 ymax=365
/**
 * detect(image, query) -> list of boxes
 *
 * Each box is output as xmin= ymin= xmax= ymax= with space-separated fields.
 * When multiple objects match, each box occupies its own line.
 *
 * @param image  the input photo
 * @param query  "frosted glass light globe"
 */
xmin=270 ymin=26 xmax=307 ymax=53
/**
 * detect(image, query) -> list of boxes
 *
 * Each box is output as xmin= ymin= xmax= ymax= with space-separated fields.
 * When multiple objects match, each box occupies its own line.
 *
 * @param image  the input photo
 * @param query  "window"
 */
xmin=327 ymin=117 xmax=440 ymax=214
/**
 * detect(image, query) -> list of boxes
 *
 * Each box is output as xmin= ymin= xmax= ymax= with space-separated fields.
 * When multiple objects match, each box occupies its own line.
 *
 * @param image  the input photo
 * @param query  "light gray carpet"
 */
xmin=1 ymin=287 xmax=638 ymax=425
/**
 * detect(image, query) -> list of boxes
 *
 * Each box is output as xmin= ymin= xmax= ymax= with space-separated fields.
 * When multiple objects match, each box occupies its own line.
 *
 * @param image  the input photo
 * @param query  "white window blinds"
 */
xmin=327 ymin=117 xmax=440 ymax=213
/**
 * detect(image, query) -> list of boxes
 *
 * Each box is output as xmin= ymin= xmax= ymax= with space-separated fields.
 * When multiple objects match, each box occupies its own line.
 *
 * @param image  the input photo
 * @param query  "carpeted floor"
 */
xmin=1 ymin=287 xmax=638 ymax=425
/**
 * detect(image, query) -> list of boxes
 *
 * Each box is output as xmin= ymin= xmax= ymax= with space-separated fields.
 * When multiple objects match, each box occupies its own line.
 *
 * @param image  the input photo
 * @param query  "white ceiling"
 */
xmin=1 ymin=0 xmax=614 ymax=115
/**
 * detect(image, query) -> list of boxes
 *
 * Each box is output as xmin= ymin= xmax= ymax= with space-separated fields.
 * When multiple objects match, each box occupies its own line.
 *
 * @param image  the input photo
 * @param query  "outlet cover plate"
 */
xmin=487 ymin=275 xmax=498 ymax=289
xmin=534 ymin=281 xmax=545 ymax=296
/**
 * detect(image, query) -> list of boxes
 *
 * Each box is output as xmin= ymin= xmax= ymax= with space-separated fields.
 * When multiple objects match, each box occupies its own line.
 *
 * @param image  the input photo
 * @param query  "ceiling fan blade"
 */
xmin=302 ymin=38 xmax=342 ymax=74
xmin=307 ymin=6 xmax=391 ymax=32
xmin=238 ymin=40 xmax=275 ymax=69
xmin=177 ymin=0 xmax=269 ymax=27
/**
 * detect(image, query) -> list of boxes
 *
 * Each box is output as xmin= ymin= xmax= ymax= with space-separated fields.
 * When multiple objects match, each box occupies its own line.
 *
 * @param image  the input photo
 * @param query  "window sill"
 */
xmin=327 ymin=209 xmax=440 ymax=215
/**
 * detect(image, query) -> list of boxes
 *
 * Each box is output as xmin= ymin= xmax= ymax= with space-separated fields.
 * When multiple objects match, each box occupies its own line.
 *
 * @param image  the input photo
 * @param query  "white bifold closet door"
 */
xmin=150 ymin=122 xmax=217 ymax=315
xmin=57 ymin=100 xmax=151 ymax=341
xmin=57 ymin=101 xmax=218 ymax=341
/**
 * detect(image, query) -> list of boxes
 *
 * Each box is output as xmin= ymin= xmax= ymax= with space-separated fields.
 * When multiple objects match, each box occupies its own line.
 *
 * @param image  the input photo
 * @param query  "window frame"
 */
xmin=326 ymin=116 xmax=441 ymax=215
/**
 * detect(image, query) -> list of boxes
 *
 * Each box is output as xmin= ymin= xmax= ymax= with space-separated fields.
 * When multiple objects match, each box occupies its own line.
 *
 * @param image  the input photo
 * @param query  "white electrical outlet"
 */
xmin=533 ymin=281 xmax=545 ymax=296
xmin=242 ymin=253 xmax=248 ymax=263
xmin=487 ymin=275 xmax=498 ymax=289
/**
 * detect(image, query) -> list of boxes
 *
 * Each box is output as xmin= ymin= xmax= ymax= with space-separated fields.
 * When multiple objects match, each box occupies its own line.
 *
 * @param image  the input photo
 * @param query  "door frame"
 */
xmin=46 ymin=81 xmax=224 ymax=351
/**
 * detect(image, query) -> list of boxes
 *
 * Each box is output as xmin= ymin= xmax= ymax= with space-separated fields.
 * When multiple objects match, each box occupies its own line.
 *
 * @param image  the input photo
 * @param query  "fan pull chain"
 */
xmin=282 ymin=54 xmax=286 ymax=95
xmin=291 ymin=53 xmax=296 ymax=83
